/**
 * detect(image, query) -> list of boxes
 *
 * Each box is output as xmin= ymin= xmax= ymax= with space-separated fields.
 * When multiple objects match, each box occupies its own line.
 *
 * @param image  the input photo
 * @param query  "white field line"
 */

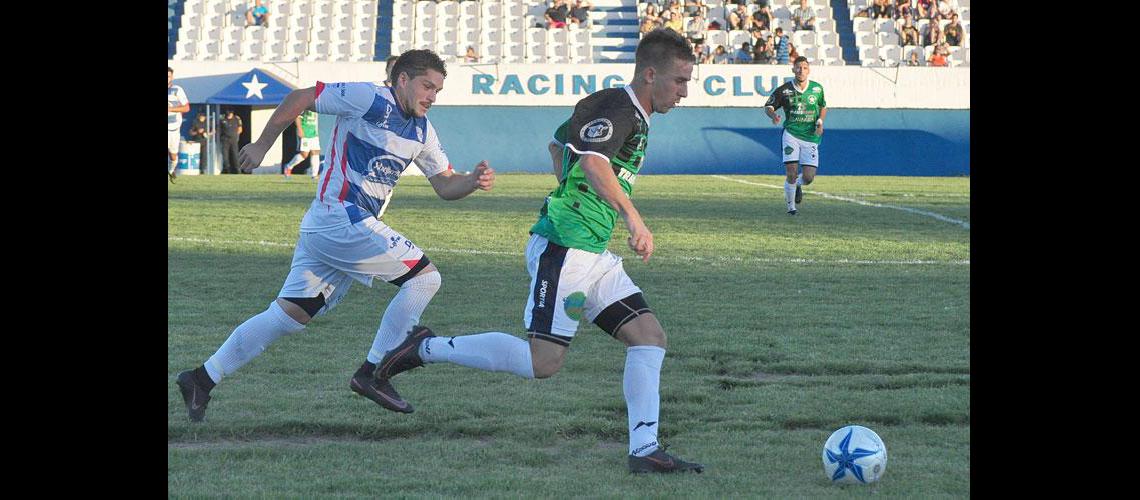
xmin=169 ymin=237 xmax=969 ymax=266
xmin=711 ymin=175 xmax=971 ymax=230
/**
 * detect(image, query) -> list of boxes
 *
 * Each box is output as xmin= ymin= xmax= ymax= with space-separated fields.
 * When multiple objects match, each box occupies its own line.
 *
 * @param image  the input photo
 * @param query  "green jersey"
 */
xmin=531 ymin=87 xmax=650 ymax=253
xmin=299 ymin=110 xmax=319 ymax=138
xmin=765 ymin=80 xmax=826 ymax=143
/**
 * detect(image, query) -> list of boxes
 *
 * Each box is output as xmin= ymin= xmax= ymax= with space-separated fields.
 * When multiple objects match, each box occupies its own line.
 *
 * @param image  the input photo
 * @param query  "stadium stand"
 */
xmin=166 ymin=0 xmax=968 ymax=67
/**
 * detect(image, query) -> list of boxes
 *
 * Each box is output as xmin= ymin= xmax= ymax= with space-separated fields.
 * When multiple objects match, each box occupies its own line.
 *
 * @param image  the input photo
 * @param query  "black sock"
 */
xmin=355 ymin=361 xmax=377 ymax=378
xmin=192 ymin=365 xmax=216 ymax=391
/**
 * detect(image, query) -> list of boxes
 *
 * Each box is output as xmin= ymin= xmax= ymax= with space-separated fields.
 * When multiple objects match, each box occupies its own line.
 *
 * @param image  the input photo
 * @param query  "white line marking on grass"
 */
xmin=169 ymin=237 xmax=968 ymax=265
xmin=712 ymin=175 xmax=971 ymax=230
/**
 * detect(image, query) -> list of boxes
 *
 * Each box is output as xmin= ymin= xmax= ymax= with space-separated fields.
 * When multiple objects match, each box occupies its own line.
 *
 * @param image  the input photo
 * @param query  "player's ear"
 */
xmin=641 ymin=65 xmax=656 ymax=85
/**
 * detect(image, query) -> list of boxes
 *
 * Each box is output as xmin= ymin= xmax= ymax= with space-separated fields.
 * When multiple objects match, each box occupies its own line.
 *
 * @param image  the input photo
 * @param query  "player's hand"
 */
xmin=771 ymin=115 xmax=781 ymax=126
xmin=626 ymin=220 xmax=654 ymax=263
xmin=472 ymin=160 xmax=495 ymax=191
xmin=815 ymin=122 xmax=823 ymax=135
xmin=238 ymin=141 xmax=269 ymax=173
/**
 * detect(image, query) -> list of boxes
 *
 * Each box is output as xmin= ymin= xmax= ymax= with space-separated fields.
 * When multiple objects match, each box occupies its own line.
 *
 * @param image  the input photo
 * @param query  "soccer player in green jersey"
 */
xmin=375 ymin=29 xmax=705 ymax=474
xmin=765 ymin=56 xmax=827 ymax=215
xmin=282 ymin=109 xmax=321 ymax=179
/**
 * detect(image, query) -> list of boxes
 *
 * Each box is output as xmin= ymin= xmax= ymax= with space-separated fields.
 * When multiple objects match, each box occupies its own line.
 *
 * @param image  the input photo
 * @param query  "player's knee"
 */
xmin=278 ymin=296 xmax=325 ymax=324
xmin=803 ymin=174 xmax=815 ymax=184
xmin=532 ymin=356 xmax=564 ymax=379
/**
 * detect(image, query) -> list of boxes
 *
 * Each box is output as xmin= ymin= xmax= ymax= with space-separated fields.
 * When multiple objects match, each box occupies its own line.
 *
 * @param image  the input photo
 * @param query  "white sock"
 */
xmin=419 ymin=332 xmax=535 ymax=379
xmin=309 ymin=155 xmax=319 ymax=176
xmin=204 ymin=301 xmax=306 ymax=384
xmin=625 ymin=345 xmax=666 ymax=456
xmin=284 ymin=153 xmax=305 ymax=170
xmin=784 ymin=180 xmax=796 ymax=210
xmin=365 ymin=272 xmax=441 ymax=364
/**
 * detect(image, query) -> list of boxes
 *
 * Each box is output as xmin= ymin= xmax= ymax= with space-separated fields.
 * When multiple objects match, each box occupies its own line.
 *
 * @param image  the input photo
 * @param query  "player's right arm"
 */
xmin=579 ymin=154 xmax=653 ymax=262
xmin=548 ymin=141 xmax=564 ymax=180
xmin=239 ymin=87 xmax=317 ymax=171
xmin=295 ymin=116 xmax=304 ymax=138
xmin=764 ymin=88 xmax=782 ymax=125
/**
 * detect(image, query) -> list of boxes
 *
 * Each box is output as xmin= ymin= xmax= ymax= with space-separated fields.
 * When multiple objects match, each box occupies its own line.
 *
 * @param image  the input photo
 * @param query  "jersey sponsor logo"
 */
xmin=812 ymin=86 xmax=820 ymax=93
xmin=580 ymin=118 xmax=614 ymax=143
xmin=380 ymin=103 xmax=393 ymax=129
xmin=617 ymin=168 xmax=638 ymax=184
xmin=537 ymin=280 xmax=550 ymax=308
xmin=782 ymin=89 xmax=794 ymax=96
xmin=564 ymin=291 xmax=586 ymax=320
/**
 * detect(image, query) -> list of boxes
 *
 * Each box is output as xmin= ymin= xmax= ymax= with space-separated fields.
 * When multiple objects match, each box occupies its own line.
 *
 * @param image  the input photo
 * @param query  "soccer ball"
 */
xmin=822 ymin=425 xmax=887 ymax=484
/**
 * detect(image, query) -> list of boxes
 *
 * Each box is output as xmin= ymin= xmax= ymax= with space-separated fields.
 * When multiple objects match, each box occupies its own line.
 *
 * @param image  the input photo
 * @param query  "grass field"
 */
xmin=168 ymin=173 xmax=970 ymax=497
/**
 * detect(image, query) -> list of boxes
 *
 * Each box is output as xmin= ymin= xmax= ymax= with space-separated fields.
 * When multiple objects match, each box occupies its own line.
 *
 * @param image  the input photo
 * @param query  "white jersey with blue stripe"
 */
xmin=302 ymin=81 xmax=450 ymax=231
xmin=168 ymin=85 xmax=188 ymax=131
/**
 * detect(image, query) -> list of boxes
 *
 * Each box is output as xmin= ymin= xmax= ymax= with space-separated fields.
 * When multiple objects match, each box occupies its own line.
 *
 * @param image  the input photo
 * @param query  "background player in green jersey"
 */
xmin=282 ymin=109 xmax=321 ymax=179
xmin=375 ymin=29 xmax=704 ymax=474
xmin=765 ymin=56 xmax=827 ymax=215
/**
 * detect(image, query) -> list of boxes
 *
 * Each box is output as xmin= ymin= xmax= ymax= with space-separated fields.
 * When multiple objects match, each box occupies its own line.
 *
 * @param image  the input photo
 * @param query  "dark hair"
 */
xmin=634 ymin=28 xmax=695 ymax=77
xmin=793 ymin=56 xmax=809 ymax=65
xmin=168 ymin=66 xmax=174 ymax=74
xmin=390 ymin=49 xmax=447 ymax=88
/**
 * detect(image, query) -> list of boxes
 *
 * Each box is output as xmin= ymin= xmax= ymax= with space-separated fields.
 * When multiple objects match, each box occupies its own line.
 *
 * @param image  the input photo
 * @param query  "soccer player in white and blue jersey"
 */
xmin=176 ymin=50 xmax=496 ymax=422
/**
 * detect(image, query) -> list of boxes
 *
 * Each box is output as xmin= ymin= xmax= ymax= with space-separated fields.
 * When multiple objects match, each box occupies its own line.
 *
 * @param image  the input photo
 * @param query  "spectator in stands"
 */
xmin=712 ymin=44 xmax=730 ymax=63
xmin=640 ymin=14 xmax=661 ymax=34
xmin=915 ymin=0 xmax=933 ymax=18
xmin=692 ymin=40 xmax=709 ymax=62
xmin=728 ymin=3 xmax=751 ymax=31
xmin=707 ymin=18 xmax=722 ymax=30
xmin=569 ymin=0 xmax=592 ymax=27
xmin=924 ymin=17 xmax=944 ymax=47
xmin=218 ymin=108 xmax=244 ymax=174
xmin=928 ymin=42 xmax=949 ymax=66
xmin=752 ymin=5 xmax=773 ymax=33
xmin=686 ymin=11 xmax=708 ymax=39
xmin=187 ymin=113 xmax=212 ymax=175
xmin=245 ymin=0 xmax=271 ymax=28
xmin=464 ymin=46 xmax=480 ymax=63
xmin=663 ymin=9 xmax=684 ymax=33
xmin=384 ymin=55 xmax=399 ymax=86
xmin=683 ymin=0 xmax=708 ymax=18
xmin=168 ymin=67 xmax=190 ymax=183
xmin=792 ymin=0 xmax=816 ymax=31
xmin=733 ymin=42 xmax=754 ymax=63
xmin=872 ymin=0 xmax=895 ymax=19
xmin=895 ymin=0 xmax=914 ymax=20
xmin=936 ymin=0 xmax=956 ymax=18
xmin=898 ymin=14 xmax=921 ymax=46
xmin=787 ymin=43 xmax=799 ymax=65
xmin=753 ymin=35 xmax=775 ymax=64
xmin=906 ymin=49 xmax=922 ymax=66
xmin=545 ymin=0 xmax=570 ymax=29
xmin=643 ymin=3 xmax=662 ymax=26
xmin=943 ymin=12 xmax=963 ymax=46
xmin=773 ymin=27 xmax=790 ymax=64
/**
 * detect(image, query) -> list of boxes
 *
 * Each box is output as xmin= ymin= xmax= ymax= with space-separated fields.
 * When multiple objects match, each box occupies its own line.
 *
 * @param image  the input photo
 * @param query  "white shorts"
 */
xmin=523 ymin=234 xmax=642 ymax=340
xmin=782 ymin=130 xmax=820 ymax=167
xmin=298 ymin=136 xmax=320 ymax=152
xmin=168 ymin=130 xmax=181 ymax=154
xmin=278 ymin=217 xmax=429 ymax=317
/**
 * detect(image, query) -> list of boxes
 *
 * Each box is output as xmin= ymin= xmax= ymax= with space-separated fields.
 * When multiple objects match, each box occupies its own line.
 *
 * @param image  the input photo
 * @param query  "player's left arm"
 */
xmin=427 ymin=162 xmax=495 ymax=200
xmin=420 ymin=124 xmax=495 ymax=200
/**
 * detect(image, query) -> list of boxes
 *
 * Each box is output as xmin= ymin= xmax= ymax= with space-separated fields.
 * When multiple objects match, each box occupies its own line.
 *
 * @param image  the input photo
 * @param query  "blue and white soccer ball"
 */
xmin=822 ymin=425 xmax=887 ymax=485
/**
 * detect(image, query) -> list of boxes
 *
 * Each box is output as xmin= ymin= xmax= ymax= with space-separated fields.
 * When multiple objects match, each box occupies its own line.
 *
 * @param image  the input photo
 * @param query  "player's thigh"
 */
xmin=798 ymin=137 xmax=820 ymax=169
xmin=781 ymin=130 xmax=800 ymax=165
xmin=523 ymin=234 xmax=608 ymax=344
xmin=168 ymin=131 xmax=180 ymax=154
xmin=613 ymin=313 xmax=666 ymax=348
xmin=304 ymin=218 xmax=434 ymax=290
xmin=278 ymin=234 xmax=356 ymax=319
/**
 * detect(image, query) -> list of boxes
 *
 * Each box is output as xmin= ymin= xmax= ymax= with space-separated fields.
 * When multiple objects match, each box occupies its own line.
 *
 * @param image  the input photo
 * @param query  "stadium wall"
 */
xmin=171 ymin=62 xmax=970 ymax=176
